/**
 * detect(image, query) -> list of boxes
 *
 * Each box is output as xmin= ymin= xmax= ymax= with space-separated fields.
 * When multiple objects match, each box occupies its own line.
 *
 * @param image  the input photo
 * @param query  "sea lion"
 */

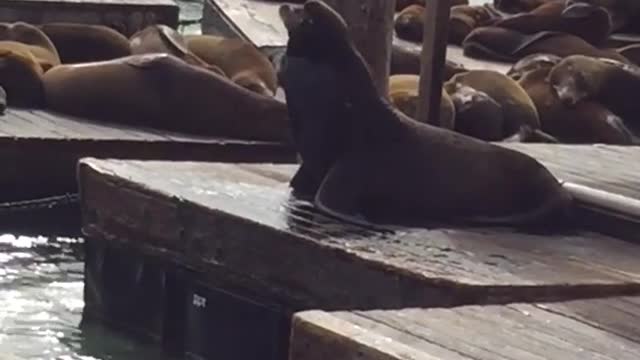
xmin=0 ymin=22 xmax=60 ymax=71
xmin=185 ymin=34 xmax=278 ymax=97
xmin=463 ymin=27 xmax=631 ymax=63
xmin=0 ymin=85 xmax=6 ymax=114
xmin=279 ymin=0 xmax=572 ymax=229
xmin=39 ymin=23 xmax=132 ymax=63
xmin=519 ymin=61 xmax=637 ymax=144
xmin=444 ymin=70 xmax=540 ymax=137
xmin=507 ymin=52 xmax=562 ymax=80
xmin=493 ymin=0 xmax=549 ymax=14
xmin=390 ymin=42 xmax=468 ymax=79
xmin=493 ymin=1 xmax=612 ymax=46
xmin=394 ymin=5 xmax=425 ymax=43
xmin=42 ymin=53 xmax=291 ymax=142
xmin=0 ymin=43 xmax=45 ymax=108
xmin=129 ymin=25 xmax=225 ymax=76
xmin=548 ymin=54 xmax=640 ymax=133
xmin=566 ymin=0 xmax=640 ymax=33
xmin=388 ymin=74 xmax=455 ymax=129
xmin=446 ymin=84 xmax=505 ymax=141
xmin=449 ymin=5 xmax=502 ymax=45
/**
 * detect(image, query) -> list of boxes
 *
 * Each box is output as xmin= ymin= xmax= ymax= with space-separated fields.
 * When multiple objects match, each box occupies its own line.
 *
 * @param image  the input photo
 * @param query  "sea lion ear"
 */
xmin=303 ymin=0 xmax=349 ymax=36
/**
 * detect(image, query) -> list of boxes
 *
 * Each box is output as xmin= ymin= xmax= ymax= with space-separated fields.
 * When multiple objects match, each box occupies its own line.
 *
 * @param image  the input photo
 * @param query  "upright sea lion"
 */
xmin=42 ymin=53 xmax=291 ymax=142
xmin=507 ymin=52 xmax=562 ymax=80
xmin=129 ymin=25 xmax=225 ymax=76
xmin=185 ymin=34 xmax=278 ymax=97
xmin=0 ymin=22 xmax=60 ymax=71
xmin=39 ymin=23 xmax=131 ymax=63
xmin=445 ymin=70 xmax=540 ymax=137
xmin=548 ymin=54 xmax=640 ymax=132
xmin=388 ymin=74 xmax=455 ymax=129
xmin=447 ymin=83 xmax=505 ymax=141
xmin=0 ymin=43 xmax=45 ymax=108
xmin=279 ymin=0 xmax=572 ymax=229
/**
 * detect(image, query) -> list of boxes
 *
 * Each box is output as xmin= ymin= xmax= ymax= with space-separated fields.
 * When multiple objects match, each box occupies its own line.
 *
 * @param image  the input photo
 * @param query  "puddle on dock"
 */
xmin=0 ymin=234 xmax=177 ymax=360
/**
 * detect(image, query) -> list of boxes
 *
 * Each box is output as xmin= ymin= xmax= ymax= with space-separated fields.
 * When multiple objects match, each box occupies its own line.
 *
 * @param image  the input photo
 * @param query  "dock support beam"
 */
xmin=325 ymin=0 xmax=396 ymax=96
xmin=417 ymin=0 xmax=451 ymax=125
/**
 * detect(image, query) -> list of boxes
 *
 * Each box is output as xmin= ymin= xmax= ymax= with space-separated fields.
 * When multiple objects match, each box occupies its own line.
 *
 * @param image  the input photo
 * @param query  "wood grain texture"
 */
xmin=79 ymin=159 xmax=640 ymax=311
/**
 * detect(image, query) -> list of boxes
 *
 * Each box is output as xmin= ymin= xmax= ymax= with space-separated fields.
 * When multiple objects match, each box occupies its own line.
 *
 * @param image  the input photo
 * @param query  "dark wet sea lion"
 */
xmin=447 ymin=84 xmax=505 ymax=141
xmin=185 ymin=34 xmax=278 ymax=97
xmin=548 ymin=55 xmax=640 ymax=133
xmin=42 ymin=53 xmax=291 ymax=142
xmin=493 ymin=0 xmax=549 ymax=13
xmin=463 ymin=27 xmax=631 ymax=63
xmin=445 ymin=70 xmax=540 ymax=137
xmin=0 ymin=43 xmax=45 ymax=108
xmin=0 ymin=22 xmax=60 ymax=71
xmin=280 ymin=0 xmax=572 ymax=229
xmin=388 ymin=74 xmax=455 ymax=129
xmin=507 ymin=52 xmax=562 ymax=80
xmin=39 ymin=23 xmax=131 ymax=63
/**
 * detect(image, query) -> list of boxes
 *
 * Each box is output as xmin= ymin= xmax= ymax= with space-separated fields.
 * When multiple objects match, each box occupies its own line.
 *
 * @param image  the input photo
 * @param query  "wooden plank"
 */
xmin=202 ymin=0 xmax=512 ymax=73
xmin=0 ymin=109 xmax=294 ymax=201
xmin=0 ymin=0 xmax=179 ymax=37
xmin=291 ymin=298 xmax=640 ymax=360
xmin=79 ymin=159 xmax=640 ymax=312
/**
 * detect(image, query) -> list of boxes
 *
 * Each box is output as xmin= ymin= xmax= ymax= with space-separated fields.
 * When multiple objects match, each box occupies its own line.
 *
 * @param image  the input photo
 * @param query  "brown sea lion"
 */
xmin=0 ymin=43 xmax=45 ymax=108
xmin=0 ymin=22 xmax=60 ymax=71
xmin=39 ymin=23 xmax=131 ymax=63
xmin=519 ymin=62 xmax=637 ymax=144
xmin=185 ymin=34 xmax=278 ymax=97
xmin=129 ymin=25 xmax=225 ymax=76
xmin=507 ymin=52 xmax=562 ymax=80
xmin=279 ymin=0 xmax=572 ymax=230
xmin=388 ymin=74 xmax=455 ymax=129
xmin=548 ymin=54 xmax=640 ymax=133
xmin=42 ymin=53 xmax=291 ymax=142
xmin=493 ymin=0 xmax=549 ymax=14
xmin=394 ymin=5 xmax=425 ymax=43
xmin=494 ymin=1 xmax=612 ymax=46
xmin=446 ymin=83 xmax=505 ymax=141
xmin=444 ymin=70 xmax=540 ymax=137
xmin=449 ymin=5 xmax=502 ymax=45
xmin=463 ymin=27 xmax=631 ymax=63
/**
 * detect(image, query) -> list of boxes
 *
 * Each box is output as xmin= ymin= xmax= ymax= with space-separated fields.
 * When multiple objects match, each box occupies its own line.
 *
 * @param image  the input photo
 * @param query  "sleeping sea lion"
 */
xmin=279 ymin=0 xmax=572 ymax=230
xmin=548 ymin=54 xmax=640 ymax=133
xmin=129 ymin=25 xmax=225 ymax=76
xmin=444 ymin=70 xmax=540 ymax=137
xmin=0 ymin=43 xmax=45 ymax=108
xmin=388 ymin=74 xmax=455 ymax=129
xmin=463 ymin=27 xmax=631 ymax=63
xmin=0 ymin=22 xmax=60 ymax=71
xmin=42 ymin=53 xmax=291 ymax=142
xmin=507 ymin=52 xmax=562 ymax=80
xmin=185 ymin=34 xmax=278 ymax=97
xmin=446 ymin=84 xmax=505 ymax=141
xmin=39 ymin=23 xmax=131 ymax=63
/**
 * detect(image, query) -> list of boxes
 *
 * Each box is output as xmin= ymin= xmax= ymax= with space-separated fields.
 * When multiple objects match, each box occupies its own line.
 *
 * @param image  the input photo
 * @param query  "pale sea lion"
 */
xmin=279 ymin=0 xmax=572 ymax=230
xmin=42 ymin=53 xmax=291 ymax=142
xmin=0 ymin=22 xmax=60 ymax=71
xmin=388 ymin=74 xmax=455 ymax=129
xmin=185 ymin=34 xmax=278 ymax=97
xmin=446 ymin=83 xmax=505 ymax=141
xmin=39 ymin=23 xmax=132 ymax=63
xmin=0 ymin=43 xmax=45 ymax=108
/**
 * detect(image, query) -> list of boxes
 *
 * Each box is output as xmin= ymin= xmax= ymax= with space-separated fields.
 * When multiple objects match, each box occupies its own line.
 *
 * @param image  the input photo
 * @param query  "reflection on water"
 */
xmin=0 ymin=234 xmax=176 ymax=360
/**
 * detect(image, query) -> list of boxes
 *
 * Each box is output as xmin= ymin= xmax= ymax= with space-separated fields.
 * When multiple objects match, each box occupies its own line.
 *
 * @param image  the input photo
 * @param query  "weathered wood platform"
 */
xmin=79 ymin=151 xmax=640 ymax=313
xmin=202 ymin=0 xmax=512 ymax=73
xmin=0 ymin=108 xmax=294 ymax=201
xmin=0 ymin=0 xmax=179 ymax=36
xmin=291 ymin=296 xmax=640 ymax=360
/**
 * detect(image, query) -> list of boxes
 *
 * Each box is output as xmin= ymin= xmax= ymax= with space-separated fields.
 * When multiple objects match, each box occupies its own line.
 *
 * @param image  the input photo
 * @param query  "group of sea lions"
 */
xmin=0 ymin=21 xmax=290 ymax=142
xmin=390 ymin=0 xmax=640 ymax=145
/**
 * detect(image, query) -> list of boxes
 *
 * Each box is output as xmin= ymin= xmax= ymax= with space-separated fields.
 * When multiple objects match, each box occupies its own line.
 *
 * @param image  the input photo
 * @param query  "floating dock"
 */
xmin=78 ymin=144 xmax=640 ymax=360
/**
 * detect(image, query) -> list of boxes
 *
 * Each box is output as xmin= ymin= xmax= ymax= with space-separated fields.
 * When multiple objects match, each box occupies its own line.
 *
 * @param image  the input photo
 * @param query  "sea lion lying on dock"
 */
xmin=42 ymin=53 xmax=291 ymax=142
xmin=0 ymin=22 xmax=60 ymax=71
xmin=446 ymin=83 xmax=505 ymax=141
xmin=279 ymin=0 xmax=572 ymax=230
xmin=39 ymin=23 xmax=132 ymax=63
xmin=0 ymin=42 xmax=46 ymax=108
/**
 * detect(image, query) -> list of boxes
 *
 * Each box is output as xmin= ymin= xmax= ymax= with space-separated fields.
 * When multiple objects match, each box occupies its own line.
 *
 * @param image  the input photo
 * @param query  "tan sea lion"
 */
xmin=42 ymin=53 xmax=291 ymax=142
xmin=279 ymin=0 xmax=572 ymax=230
xmin=129 ymin=24 xmax=225 ymax=76
xmin=0 ymin=22 xmax=60 ymax=71
xmin=184 ymin=34 xmax=278 ymax=97
xmin=548 ymin=54 xmax=640 ymax=133
xmin=444 ymin=70 xmax=540 ymax=137
xmin=463 ymin=27 xmax=631 ymax=63
xmin=0 ymin=43 xmax=45 ymax=108
xmin=447 ymin=83 xmax=505 ymax=141
xmin=39 ymin=23 xmax=132 ymax=63
xmin=507 ymin=52 xmax=562 ymax=80
xmin=388 ymin=74 xmax=455 ymax=129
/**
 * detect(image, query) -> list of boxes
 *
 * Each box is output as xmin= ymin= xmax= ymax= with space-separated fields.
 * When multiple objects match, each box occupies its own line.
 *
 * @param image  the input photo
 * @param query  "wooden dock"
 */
xmin=0 ymin=0 xmax=179 ymax=36
xmin=0 ymin=108 xmax=294 ymax=202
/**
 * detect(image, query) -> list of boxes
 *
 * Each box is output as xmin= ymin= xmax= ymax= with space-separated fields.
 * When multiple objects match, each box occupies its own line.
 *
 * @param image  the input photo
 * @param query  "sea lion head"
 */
xmin=507 ymin=53 xmax=562 ymax=80
xmin=548 ymin=55 xmax=602 ymax=106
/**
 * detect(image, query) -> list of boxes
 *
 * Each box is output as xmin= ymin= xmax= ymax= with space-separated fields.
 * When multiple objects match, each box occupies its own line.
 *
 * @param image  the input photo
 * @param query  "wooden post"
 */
xmin=417 ymin=0 xmax=451 ymax=125
xmin=324 ymin=0 xmax=396 ymax=96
